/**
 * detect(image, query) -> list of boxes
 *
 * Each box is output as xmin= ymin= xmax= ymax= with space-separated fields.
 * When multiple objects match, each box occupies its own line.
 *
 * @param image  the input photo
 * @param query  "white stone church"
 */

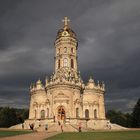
xmin=26 ymin=17 xmax=108 ymax=130
xmin=12 ymin=17 xmax=125 ymax=130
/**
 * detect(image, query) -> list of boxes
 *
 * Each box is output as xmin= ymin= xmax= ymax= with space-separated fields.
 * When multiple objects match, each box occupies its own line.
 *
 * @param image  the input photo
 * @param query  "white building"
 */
xmin=27 ymin=17 xmax=108 ymax=129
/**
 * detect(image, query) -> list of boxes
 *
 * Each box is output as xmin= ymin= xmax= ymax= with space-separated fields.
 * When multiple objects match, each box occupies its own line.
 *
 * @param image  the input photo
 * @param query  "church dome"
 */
xmin=56 ymin=17 xmax=77 ymax=40
xmin=56 ymin=27 xmax=76 ymax=39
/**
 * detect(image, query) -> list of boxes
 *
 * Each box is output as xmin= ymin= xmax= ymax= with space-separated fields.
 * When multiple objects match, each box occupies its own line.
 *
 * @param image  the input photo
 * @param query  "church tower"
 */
xmin=54 ymin=17 xmax=79 ymax=81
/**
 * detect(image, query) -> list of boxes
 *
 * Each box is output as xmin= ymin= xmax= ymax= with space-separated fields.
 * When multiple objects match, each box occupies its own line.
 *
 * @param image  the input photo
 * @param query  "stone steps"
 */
xmin=37 ymin=123 xmax=78 ymax=132
xmin=70 ymin=124 xmax=94 ymax=132
xmin=63 ymin=124 xmax=78 ymax=132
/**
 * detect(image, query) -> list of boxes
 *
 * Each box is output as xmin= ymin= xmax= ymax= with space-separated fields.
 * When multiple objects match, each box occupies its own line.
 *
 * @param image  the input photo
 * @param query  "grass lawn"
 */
xmin=0 ymin=130 xmax=32 ymax=137
xmin=46 ymin=130 xmax=140 ymax=140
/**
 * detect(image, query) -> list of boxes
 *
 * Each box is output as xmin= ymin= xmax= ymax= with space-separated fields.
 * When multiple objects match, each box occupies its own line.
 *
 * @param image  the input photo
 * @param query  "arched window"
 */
xmin=94 ymin=109 xmax=97 ymax=119
xmin=71 ymin=59 xmax=74 ymax=68
xmin=63 ymin=58 xmax=68 ymax=67
xmin=76 ymin=108 xmax=79 ymax=118
xmin=58 ymin=59 xmax=60 ymax=68
xmin=85 ymin=109 xmax=89 ymax=118
xmin=58 ymin=48 xmax=60 ymax=54
xmin=41 ymin=110 xmax=45 ymax=119
xmin=71 ymin=48 xmax=74 ymax=53
xmin=47 ymin=108 xmax=49 ymax=118
xmin=34 ymin=110 xmax=37 ymax=119
xmin=64 ymin=47 xmax=67 ymax=53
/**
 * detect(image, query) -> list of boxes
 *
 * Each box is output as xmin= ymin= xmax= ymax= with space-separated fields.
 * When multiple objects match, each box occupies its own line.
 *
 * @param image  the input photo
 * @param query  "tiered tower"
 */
xmin=48 ymin=17 xmax=83 ymax=87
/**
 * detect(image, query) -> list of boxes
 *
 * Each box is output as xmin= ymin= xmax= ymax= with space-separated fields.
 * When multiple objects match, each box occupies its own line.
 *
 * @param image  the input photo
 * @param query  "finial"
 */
xmin=62 ymin=17 xmax=70 ymax=27
xmin=89 ymin=76 xmax=94 ymax=83
xmin=46 ymin=77 xmax=48 ymax=82
xmin=32 ymin=83 xmax=35 ymax=90
xmin=102 ymin=81 xmax=105 ymax=89
xmin=97 ymin=80 xmax=100 ymax=87
xmin=30 ymin=83 xmax=32 ymax=89
xmin=37 ymin=78 xmax=41 ymax=84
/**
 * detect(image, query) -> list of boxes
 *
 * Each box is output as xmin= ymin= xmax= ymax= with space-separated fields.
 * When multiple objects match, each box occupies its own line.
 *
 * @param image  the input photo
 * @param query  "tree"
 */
xmin=106 ymin=110 xmax=132 ymax=127
xmin=0 ymin=107 xmax=17 ymax=127
xmin=107 ymin=99 xmax=140 ymax=128
xmin=16 ymin=108 xmax=29 ymax=124
xmin=125 ymin=113 xmax=132 ymax=128
xmin=131 ymin=98 xmax=140 ymax=128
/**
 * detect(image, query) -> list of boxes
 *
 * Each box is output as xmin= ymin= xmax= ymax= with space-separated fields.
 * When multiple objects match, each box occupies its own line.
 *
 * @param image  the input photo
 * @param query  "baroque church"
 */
xmin=26 ymin=17 xmax=109 ymax=130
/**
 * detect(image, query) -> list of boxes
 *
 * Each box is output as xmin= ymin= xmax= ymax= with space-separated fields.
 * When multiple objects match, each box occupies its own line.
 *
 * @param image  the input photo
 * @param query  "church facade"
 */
xmin=28 ymin=17 xmax=107 ymax=129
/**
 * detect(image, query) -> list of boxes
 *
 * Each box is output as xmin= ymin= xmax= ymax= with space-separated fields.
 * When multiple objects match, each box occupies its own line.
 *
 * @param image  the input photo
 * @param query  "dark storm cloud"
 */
xmin=0 ymin=0 xmax=140 ymax=112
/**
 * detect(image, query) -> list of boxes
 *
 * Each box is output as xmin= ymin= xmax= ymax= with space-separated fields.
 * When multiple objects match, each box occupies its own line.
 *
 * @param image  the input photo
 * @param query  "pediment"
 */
xmin=54 ymin=92 xmax=69 ymax=99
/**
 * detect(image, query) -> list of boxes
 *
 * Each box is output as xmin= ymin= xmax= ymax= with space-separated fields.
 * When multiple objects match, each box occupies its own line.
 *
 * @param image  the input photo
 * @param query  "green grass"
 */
xmin=46 ymin=130 xmax=140 ymax=140
xmin=0 ymin=130 xmax=32 ymax=137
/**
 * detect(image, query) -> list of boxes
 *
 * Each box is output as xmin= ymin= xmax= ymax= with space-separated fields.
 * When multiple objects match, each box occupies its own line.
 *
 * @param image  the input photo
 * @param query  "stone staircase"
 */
xmin=36 ymin=123 xmax=78 ymax=132
xmin=63 ymin=124 xmax=78 ymax=132
xmin=70 ymin=124 xmax=94 ymax=132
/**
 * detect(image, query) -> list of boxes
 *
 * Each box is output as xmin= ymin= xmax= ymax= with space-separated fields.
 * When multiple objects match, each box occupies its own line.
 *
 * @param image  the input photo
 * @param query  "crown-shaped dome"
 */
xmin=56 ymin=27 xmax=76 ymax=39
xmin=56 ymin=17 xmax=77 ymax=40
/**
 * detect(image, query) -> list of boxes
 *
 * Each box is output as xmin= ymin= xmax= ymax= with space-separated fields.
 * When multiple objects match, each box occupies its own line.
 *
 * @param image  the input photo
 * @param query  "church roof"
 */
xmin=56 ymin=17 xmax=77 ymax=40
xmin=56 ymin=27 xmax=76 ymax=39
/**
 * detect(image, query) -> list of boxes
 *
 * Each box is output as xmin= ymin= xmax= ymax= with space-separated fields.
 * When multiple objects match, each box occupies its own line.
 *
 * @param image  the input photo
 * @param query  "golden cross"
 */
xmin=62 ymin=17 xmax=70 ymax=26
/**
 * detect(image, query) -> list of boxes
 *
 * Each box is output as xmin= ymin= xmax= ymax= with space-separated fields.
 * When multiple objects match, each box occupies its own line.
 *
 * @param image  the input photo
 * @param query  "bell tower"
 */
xmin=54 ymin=17 xmax=78 ymax=74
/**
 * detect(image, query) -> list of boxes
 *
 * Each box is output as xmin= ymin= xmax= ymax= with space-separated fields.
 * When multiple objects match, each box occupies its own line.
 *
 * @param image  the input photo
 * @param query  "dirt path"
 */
xmin=0 ymin=131 xmax=60 ymax=140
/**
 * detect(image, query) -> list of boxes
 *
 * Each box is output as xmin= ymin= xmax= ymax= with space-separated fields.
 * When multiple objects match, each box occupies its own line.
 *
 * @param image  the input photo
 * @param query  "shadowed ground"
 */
xmin=0 ymin=130 xmax=32 ymax=137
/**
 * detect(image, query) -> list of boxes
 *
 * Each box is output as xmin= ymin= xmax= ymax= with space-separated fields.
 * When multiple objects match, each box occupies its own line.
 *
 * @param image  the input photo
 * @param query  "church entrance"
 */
xmin=57 ymin=106 xmax=66 ymax=120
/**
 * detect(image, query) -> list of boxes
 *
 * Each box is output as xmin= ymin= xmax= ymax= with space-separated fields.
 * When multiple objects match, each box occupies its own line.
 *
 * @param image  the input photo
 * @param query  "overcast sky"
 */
xmin=0 ymin=0 xmax=140 ymax=112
